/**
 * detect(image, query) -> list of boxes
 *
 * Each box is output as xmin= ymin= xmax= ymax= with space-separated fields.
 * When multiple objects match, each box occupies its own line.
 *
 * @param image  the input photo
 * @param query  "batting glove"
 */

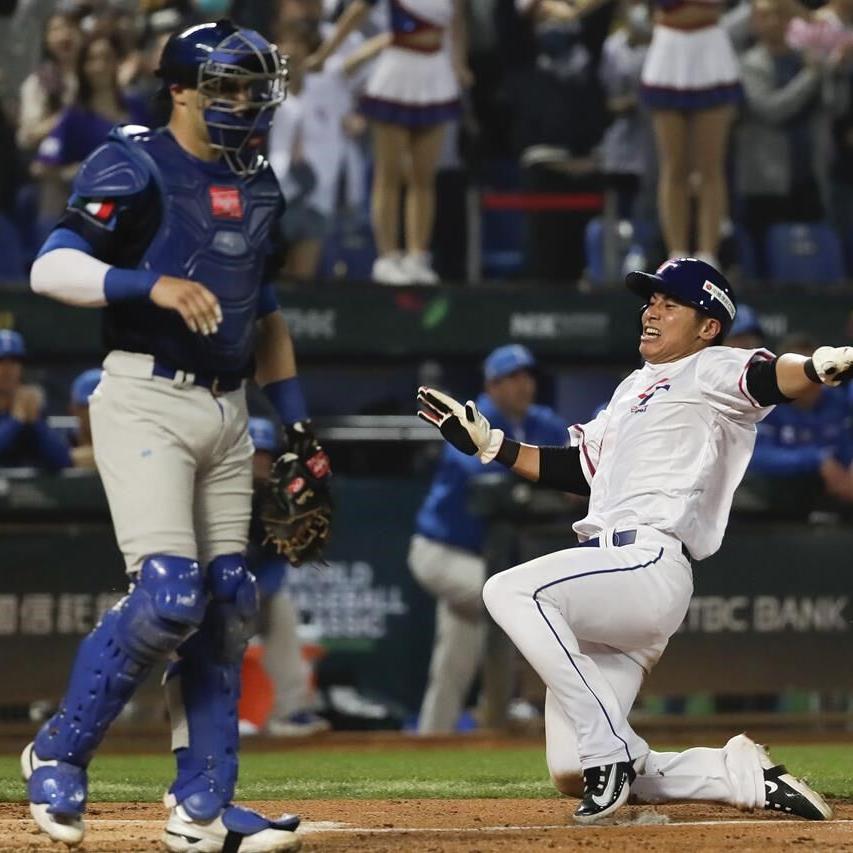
xmin=811 ymin=346 xmax=853 ymax=386
xmin=417 ymin=386 xmax=505 ymax=463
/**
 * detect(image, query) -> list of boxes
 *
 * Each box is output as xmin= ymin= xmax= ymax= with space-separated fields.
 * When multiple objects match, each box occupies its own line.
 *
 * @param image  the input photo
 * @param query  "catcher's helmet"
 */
xmin=625 ymin=258 xmax=737 ymax=337
xmin=157 ymin=19 xmax=287 ymax=177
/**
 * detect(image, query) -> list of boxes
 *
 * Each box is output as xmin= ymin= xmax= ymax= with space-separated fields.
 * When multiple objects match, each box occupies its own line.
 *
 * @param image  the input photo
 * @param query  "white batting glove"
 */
xmin=417 ymin=387 xmax=505 ymax=463
xmin=811 ymin=346 xmax=853 ymax=386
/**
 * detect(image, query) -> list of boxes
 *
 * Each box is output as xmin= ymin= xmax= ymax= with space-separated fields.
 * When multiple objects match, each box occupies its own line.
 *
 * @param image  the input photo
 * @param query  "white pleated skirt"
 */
xmin=641 ymin=24 xmax=742 ymax=111
xmin=361 ymin=45 xmax=461 ymax=127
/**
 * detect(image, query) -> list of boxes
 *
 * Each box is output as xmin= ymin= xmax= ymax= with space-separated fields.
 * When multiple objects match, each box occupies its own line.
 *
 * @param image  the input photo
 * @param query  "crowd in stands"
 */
xmin=0 ymin=0 xmax=851 ymax=283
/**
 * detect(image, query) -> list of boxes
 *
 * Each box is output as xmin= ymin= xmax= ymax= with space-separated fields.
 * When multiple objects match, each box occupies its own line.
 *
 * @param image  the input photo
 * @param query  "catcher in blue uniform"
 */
xmin=26 ymin=19 xmax=331 ymax=853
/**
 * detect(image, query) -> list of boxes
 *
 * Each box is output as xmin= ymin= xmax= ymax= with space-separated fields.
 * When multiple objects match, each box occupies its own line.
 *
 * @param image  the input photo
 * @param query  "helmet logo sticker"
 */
xmin=701 ymin=280 xmax=736 ymax=319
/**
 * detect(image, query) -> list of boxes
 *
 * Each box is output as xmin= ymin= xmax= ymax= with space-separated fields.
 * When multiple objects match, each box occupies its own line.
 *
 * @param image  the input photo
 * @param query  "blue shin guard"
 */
xmin=30 ymin=556 xmax=206 ymax=818
xmin=165 ymin=553 xmax=259 ymax=820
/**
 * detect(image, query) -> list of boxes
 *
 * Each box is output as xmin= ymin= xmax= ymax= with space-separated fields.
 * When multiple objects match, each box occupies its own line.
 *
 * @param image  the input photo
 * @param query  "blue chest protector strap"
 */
xmin=165 ymin=553 xmax=259 ymax=819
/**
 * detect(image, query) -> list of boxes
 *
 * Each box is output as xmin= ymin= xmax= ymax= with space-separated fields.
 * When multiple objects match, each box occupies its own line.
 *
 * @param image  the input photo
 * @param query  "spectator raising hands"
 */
xmin=17 ymin=13 xmax=82 ymax=152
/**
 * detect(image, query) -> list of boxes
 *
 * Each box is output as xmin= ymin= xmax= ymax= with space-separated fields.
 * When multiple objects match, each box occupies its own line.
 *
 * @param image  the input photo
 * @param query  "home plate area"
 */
xmin=1 ymin=800 xmax=851 ymax=852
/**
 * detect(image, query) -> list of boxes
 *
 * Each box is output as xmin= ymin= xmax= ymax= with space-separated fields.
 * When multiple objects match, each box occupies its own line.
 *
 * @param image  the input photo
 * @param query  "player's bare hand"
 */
xmin=12 ymin=385 xmax=45 ymax=423
xmin=150 ymin=275 xmax=223 ymax=336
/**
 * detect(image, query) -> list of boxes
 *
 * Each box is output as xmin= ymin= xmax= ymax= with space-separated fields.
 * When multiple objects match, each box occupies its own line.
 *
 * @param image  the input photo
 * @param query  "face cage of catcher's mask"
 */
xmin=196 ymin=33 xmax=288 ymax=177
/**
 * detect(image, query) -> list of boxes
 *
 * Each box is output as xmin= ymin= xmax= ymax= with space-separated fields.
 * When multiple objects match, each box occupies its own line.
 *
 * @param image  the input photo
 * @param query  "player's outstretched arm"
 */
xmin=746 ymin=347 xmax=853 ymax=405
xmin=417 ymin=387 xmax=590 ymax=495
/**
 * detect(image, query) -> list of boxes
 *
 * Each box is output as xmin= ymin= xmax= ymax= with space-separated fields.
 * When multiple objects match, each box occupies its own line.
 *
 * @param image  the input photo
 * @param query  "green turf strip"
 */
xmin=2 ymin=745 xmax=851 ymax=803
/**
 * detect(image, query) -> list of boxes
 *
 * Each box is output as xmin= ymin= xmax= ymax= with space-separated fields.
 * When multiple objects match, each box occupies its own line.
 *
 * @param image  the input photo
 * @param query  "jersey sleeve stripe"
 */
xmin=571 ymin=423 xmax=597 ymax=478
xmin=737 ymin=348 xmax=775 ymax=409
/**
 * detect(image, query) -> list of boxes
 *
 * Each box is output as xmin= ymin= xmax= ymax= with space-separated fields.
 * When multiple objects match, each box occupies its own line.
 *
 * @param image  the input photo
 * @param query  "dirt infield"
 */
xmin=2 ymin=799 xmax=852 ymax=852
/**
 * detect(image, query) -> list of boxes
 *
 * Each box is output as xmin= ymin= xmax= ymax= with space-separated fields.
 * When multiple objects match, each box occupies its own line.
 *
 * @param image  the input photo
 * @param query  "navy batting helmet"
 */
xmin=625 ymin=258 xmax=737 ymax=337
xmin=157 ymin=19 xmax=287 ymax=177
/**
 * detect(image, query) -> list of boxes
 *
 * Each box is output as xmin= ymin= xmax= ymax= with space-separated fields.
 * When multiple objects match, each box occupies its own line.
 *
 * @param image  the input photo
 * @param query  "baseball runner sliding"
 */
xmin=419 ymin=257 xmax=851 ymax=825
xmin=25 ymin=20 xmax=332 ymax=853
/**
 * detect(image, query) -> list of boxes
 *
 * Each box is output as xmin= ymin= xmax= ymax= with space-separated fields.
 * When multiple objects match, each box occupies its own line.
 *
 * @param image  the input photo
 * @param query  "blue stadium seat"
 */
xmin=765 ymin=223 xmax=845 ymax=285
xmin=583 ymin=217 xmax=634 ymax=284
xmin=842 ymin=225 xmax=853 ymax=280
xmin=480 ymin=160 xmax=525 ymax=279
xmin=584 ymin=217 xmax=606 ymax=283
xmin=481 ymin=209 xmax=525 ymax=278
xmin=318 ymin=212 xmax=376 ymax=281
xmin=0 ymin=213 xmax=26 ymax=282
xmin=732 ymin=223 xmax=759 ymax=281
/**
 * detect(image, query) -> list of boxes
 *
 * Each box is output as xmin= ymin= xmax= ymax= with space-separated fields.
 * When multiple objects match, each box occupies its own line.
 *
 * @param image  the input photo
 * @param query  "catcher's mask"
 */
xmin=158 ymin=19 xmax=288 ymax=177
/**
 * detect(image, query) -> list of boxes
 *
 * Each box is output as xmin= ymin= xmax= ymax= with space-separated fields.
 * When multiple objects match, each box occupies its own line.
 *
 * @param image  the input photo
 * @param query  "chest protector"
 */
xmin=110 ymin=127 xmax=282 ymax=376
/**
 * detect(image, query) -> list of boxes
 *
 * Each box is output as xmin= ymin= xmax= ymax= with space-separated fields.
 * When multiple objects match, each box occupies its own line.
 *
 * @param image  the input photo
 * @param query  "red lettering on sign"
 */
xmin=209 ymin=186 xmax=243 ymax=219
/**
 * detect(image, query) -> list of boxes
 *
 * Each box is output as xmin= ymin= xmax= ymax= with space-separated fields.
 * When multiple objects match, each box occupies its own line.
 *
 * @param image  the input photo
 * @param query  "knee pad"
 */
xmin=116 ymin=555 xmax=207 ymax=662
xmin=202 ymin=553 xmax=260 ymax=664
xmin=165 ymin=555 xmax=258 ymax=818
xmin=34 ymin=555 xmax=204 ymax=767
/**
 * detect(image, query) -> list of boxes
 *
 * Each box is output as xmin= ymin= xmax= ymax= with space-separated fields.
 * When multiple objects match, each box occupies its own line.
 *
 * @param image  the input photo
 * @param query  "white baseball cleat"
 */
xmin=20 ymin=741 xmax=86 ymax=847
xmin=163 ymin=804 xmax=302 ymax=852
xmin=266 ymin=710 xmax=331 ymax=737
xmin=755 ymin=742 xmax=833 ymax=820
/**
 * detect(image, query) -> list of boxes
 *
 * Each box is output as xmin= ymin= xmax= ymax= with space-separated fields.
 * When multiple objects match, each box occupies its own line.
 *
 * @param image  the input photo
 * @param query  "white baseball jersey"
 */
xmin=569 ymin=346 xmax=775 ymax=560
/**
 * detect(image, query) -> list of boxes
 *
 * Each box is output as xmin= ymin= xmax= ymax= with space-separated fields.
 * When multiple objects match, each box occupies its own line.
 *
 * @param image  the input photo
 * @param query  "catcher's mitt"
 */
xmin=260 ymin=422 xmax=332 ymax=566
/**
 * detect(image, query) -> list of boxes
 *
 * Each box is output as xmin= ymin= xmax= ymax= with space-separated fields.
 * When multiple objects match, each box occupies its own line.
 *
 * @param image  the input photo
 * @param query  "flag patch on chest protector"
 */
xmin=209 ymin=186 xmax=243 ymax=219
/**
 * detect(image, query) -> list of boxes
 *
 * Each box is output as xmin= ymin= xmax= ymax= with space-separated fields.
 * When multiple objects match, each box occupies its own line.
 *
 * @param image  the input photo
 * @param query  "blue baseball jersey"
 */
xmin=749 ymin=386 xmax=853 ymax=476
xmin=415 ymin=394 xmax=569 ymax=553
xmin=50 ymin=125 xmax=284 ymax=380
xmin=0 ymin=411 xmax=71 ymax=470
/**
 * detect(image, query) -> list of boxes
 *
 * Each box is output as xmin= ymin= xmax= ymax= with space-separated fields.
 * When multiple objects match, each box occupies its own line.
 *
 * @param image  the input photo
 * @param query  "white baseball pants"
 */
xmin=90 ymin=351 xmax=253 ymax=573
xmin=483 ymin=526 xmax=765 ymax=808
xmin=409 ymin=534 xmax=487 ymax=734
xmin=265 ymin=591 xmax=311 ymax=717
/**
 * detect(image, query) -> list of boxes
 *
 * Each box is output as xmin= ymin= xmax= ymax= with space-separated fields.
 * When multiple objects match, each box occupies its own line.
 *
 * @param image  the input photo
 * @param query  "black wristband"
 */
xmin=495 ymin=437 xmax=521 ymax=467
xmin=804 ymin=358 xmax=821 ymax=384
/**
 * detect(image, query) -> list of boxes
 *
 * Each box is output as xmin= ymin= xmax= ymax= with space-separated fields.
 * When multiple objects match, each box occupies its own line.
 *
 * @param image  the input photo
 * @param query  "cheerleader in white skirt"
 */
xmin=307 ymin=0 xmax=472 ymax=283
xmin=540 ymin=0 xmax=740 ymax=265
xmin=639 ymin=0 xmax=742 ymax=265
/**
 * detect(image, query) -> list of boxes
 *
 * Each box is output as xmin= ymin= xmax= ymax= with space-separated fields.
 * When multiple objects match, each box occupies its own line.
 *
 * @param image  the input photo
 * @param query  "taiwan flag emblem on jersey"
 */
xmin=631 ymin=378 xmax=671 ymax=414
xmin=209 ymin=186 xmax=243 ymax=219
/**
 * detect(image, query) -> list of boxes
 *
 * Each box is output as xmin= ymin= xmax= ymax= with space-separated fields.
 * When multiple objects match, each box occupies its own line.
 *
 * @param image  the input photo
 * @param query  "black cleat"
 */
xmin=573 ymin=760 xmax=636 ymax=824
xmin=760 ymin=753 xmax=833 ymax=820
